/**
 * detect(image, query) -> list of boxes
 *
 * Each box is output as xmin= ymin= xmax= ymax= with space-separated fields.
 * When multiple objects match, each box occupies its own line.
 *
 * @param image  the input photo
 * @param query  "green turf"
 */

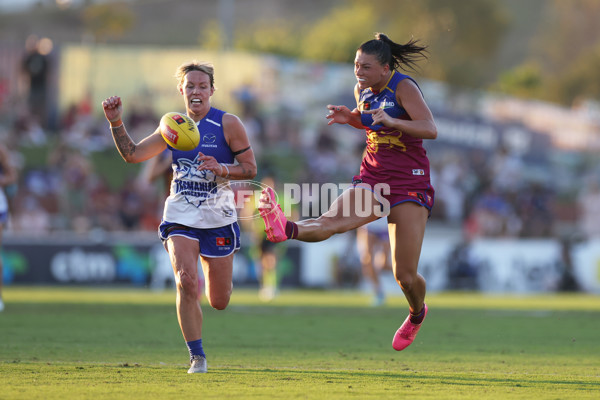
xmin=1 ymin=287 xmax=599 ymax=399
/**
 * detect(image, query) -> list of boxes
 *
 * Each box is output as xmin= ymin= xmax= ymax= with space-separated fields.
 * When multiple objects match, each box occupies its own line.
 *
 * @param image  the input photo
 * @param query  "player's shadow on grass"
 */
xmin=219 ymin=368 xmax=600 ymax=390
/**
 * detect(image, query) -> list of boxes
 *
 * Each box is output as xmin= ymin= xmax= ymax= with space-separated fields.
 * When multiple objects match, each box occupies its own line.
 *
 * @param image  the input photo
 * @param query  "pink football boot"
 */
xmin=258 ymin=187 xmax=288 ymax=243
xmin=392 ymin=304 xmax=428 ymax=351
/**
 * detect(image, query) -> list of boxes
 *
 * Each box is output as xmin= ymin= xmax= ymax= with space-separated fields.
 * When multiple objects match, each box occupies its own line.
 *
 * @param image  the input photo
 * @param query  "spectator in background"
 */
xmin=21 ymin=35 xmax=50 ymax=128
xmin=577 ymin=177 xmax=600 ymax=238
xmin=0 ymin=143 xmax=17 ymax=311
xmin=118 ymin=177 xmax=145 ymax=230
xmin=556 ymin=237 xmax=580 ymax=291
xmin=12 ymin=196 xmax=51 ymax=234
xmin=490 ymin=145 xmax=524 ymax=194
xmin=310 ymin=128 xmax=339 ymax=184
xmin=238 ymin=174 xmax=294 ymax=302
xmin=12 ymin=107 xmax=47 ymax=146
xmin=356 ymin=217 xmax=392 ymax=306
xmin=256 ymin=176 xmax=285 ymax=301
xmin=86 ymin=176 xmax=122 ymax=231
xmin=435 ymin=151 xmax=468 ymax=225
xmin=234 ymin=82 xmax=265 ymax=153
xmin=464 ymin=183 xmax=520 ymax=237
xmin=515 ymin=182 xmax=554 ymax=237
xmin=446 ymin=239 xmax=479 ymax=290
xmin=61 ymin=149 xmax=93 ymax=230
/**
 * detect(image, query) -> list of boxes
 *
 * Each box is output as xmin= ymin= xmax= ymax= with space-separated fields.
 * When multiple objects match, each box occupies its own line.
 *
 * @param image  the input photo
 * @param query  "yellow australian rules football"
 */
xmin=159 ymin=112 xmax=200 ymax=151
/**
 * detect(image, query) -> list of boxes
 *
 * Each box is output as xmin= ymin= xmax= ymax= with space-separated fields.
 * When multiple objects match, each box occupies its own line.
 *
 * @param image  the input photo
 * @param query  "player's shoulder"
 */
xmin=395 ymin=75 xmax=421 ymax=96
xmin=222 ymin=111 xmax=243 ymax=128
xmin=222 ymin=112 xmax=249 ymax=142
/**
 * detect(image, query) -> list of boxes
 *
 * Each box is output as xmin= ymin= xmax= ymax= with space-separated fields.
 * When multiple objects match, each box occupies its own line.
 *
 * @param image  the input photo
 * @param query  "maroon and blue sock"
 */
xmin=285 ymin=221 xmax=298 ymax=240
xmin=409 ymin=306 xmax=426 ymax=324
xmin=186 ymin=339 xmax=205 ymax=360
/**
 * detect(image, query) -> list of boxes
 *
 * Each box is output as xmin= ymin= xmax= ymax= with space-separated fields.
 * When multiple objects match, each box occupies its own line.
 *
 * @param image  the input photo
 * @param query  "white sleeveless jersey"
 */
xmin=162 ymin=107 xmax=237 ymax=229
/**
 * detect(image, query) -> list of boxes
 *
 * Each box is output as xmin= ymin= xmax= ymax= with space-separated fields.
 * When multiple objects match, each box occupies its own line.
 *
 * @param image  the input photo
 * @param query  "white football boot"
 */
xmin=188 ymin=355 xmax=207 ymax=373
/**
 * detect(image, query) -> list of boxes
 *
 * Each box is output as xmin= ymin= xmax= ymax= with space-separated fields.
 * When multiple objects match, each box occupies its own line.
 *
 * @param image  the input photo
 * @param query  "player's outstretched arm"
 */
xmin=102 ymin=96 xmax=167 ymax=163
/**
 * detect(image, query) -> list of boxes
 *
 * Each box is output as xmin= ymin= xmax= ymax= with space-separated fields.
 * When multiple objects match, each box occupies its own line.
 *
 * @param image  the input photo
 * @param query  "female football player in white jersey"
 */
xmin=102 ymin=61 xmax=257 ymax=373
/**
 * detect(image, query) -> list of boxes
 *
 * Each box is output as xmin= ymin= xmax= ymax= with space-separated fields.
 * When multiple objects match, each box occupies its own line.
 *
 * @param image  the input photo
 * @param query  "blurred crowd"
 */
xmin=430 ymin=145 xmax=556 ymax=238
xmin=2 ymin=39 xmax=600 ymax=243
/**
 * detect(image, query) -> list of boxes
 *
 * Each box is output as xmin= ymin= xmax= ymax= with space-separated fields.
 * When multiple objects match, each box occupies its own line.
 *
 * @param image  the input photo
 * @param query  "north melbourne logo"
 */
xmin=173 ymin=154 xmax=217 ymax=207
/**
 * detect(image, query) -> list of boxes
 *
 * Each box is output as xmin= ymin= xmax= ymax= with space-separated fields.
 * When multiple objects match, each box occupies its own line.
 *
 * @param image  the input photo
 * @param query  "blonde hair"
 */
xmin=175 ymin=61 xmax=215 ymax=90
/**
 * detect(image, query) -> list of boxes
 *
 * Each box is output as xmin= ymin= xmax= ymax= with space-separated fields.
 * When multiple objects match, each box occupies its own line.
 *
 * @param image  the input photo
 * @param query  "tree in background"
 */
xmin=378 ymin=0 xmax=508 ymax=88
xmin=82 ymin=2 xmax=135 ymax=43
xmin=499 ymin=0 xmax=600 ymax=105
xmin=232 ymin=0 xmax=508 ymax=90
xmin=299 ymin=2 xmax=378 ymax=63
xmin=1 ymin=0 xmax=599 ymax=106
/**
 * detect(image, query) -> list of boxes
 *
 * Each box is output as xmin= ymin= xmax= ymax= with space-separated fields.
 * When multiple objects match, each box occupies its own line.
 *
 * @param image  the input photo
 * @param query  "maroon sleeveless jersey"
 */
xmin=355 ymin=71 xmax=434 ymax=208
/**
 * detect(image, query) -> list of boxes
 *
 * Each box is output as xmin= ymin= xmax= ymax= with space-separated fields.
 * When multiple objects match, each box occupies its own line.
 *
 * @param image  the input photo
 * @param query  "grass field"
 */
xmin=1 ymin=287 xmax=599 ymax=399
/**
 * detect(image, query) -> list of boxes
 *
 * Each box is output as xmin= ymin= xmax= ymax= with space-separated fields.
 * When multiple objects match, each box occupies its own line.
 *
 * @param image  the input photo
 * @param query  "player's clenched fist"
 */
xmin=102 ymin=96 xmax=123 ymax=123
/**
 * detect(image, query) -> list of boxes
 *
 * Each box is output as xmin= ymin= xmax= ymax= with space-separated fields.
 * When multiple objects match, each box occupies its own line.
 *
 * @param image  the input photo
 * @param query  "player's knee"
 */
xmin=205 ymin=282 xmax=232 ymax=310
xmin=177 ymin=270 xmax=199 ymax=299
xmin=395 ymin=269 xmax=417 ymax=289
xmin=207 ymin=293 xmax=230 ymax=310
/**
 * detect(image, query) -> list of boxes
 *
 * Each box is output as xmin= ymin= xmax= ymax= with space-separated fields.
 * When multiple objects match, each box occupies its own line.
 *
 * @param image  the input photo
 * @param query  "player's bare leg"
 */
xmin=200 ymin=255 xmax=234 ymax=311
xmin=357 ymin=226 xmax=385 ymax=306
xmin=296 ymin=188 xmax=381 ymax=241
xmin=387 ymin=202 xmax=429 ymax=350
xmin=167 ymin=236 xmax=203 ymax=339
xmin=260 ymin=186 xmax=381 ymax=242
xmin=166 ymin=236 xmax=206 ymax=372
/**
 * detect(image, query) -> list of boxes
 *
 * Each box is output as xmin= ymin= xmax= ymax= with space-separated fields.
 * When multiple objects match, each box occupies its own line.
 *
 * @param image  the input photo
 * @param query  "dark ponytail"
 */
xmin=358 ymin=33 xmax=428 ymax=72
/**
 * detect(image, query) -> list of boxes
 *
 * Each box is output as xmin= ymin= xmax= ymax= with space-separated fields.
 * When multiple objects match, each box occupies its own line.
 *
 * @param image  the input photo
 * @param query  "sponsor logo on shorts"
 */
xmin=216 ymin=237 xmax=232 ymax=246
xmin=412 ymin=169 xmax=425 ymax=176
xmin=409 ymin=192 xmax=428 ymax=204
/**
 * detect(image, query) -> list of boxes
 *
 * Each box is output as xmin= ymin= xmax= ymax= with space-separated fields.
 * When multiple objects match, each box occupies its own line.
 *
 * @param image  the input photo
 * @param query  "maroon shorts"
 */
xmin=352 ymin=175 xmax=435 ymax=215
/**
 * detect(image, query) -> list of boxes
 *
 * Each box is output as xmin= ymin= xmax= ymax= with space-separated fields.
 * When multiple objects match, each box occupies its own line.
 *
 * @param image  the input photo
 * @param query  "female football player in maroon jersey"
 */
xmin=260 ymin=33 xmax=436 ymax=351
